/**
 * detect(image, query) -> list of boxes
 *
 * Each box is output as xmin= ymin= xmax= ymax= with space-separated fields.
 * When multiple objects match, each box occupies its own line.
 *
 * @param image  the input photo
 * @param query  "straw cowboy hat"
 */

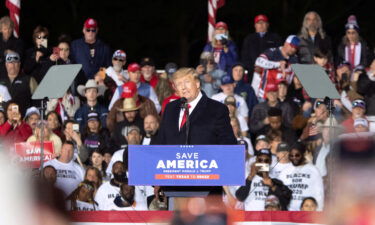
xmin=117 ymin=97 xmax=141 ymax=112
xmin=77 ymin=79 xmax=106 ymax=97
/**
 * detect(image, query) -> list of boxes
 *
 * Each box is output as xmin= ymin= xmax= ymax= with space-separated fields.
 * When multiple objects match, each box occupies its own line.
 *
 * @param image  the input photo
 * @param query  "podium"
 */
xmin=128 ymin=145 xmax=245 ymax=198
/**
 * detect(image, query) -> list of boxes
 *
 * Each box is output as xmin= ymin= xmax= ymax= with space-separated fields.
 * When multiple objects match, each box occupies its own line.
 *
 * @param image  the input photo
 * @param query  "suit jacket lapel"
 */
xmin=189 ymin=93 xmax=208 ymax=125
xmin=171 ymin=100 xmax=182 ymax=133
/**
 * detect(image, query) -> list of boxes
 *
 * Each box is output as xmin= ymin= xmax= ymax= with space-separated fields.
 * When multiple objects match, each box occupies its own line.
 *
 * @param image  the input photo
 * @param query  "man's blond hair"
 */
xmin=172 ymin=67 xmax=199 ymax=81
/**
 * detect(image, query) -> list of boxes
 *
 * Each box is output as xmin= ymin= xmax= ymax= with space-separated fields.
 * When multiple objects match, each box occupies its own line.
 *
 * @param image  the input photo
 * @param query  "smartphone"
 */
xmin=72 ymin=124 xmax=79 ymax=132
xmin=40 ymin=39 xmax=48 ymax=48
xmin=53 ymin=47 xmax=60 ymax=56
xmin=255 ymin=163 xmax=270 ymax=172
xmin=12 ymin=105 xmax=19 ymax=113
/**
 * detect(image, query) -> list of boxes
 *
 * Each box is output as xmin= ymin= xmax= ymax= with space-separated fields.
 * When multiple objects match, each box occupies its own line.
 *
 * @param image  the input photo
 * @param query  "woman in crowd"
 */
xmin=203 ymin=21 xmax=238 ymax=74
xmin=23 ymin=26 xmax=51 ymax=83
xmin=46 ymin=111 xmax=64 ymax=140
xmin=81 ymin=111 xmax=110 ymax=158
xmin=84 ymin=166 xmax=104 ymax=192
xmin=27 ymin=120 xmax=63 ymax=157
xmin=0 ymin=101 xmax=32 ymax=146
xmin=0 ymin=107 xmax=6 ymax=126
xmin=337 ymin=15 xmax=373 ymax=69
xmin=300 ymin=197 xmax=318 ymax=211
xmin=89 ymin=149 xmax=108 ymax=181
xmin=63 ymin=120 xmax=88 ymax=164
xmin=45 ymin=36 xmax=82 ymax=120
xmin=66 ymin=180 xmax=97 ymax=211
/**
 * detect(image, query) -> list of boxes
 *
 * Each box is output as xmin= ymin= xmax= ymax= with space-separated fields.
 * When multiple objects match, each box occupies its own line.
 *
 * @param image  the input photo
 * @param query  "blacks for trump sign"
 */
xmin=128 ymin=145 xmax=245 ymax=186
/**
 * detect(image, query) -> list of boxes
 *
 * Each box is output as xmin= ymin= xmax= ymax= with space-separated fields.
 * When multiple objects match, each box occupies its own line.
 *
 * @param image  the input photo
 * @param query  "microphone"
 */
xmin=180 ymin=97 xmax=188 ymax=109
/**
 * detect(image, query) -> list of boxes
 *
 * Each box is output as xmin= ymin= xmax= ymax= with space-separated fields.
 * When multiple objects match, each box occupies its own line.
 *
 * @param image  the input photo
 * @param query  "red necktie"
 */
xmin=180 ymin=104 xmax=191 ymax=129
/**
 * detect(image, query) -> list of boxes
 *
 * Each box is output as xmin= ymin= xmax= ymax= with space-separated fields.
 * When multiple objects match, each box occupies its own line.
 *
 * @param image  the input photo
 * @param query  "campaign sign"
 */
xmin=128 ymin=145 xmax=245 ymax=186
xmin=14 ymin=141 xmax=55 ymax=168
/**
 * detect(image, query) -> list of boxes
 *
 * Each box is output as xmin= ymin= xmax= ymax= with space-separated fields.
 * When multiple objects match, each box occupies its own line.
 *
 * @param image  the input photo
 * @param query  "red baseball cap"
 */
xmin=254 ymin=14 xmax=269 ymax=24
xmin=121 ymin=81 xmax=137 ymax=98
xmin=215 ymin=21 xmax=228 ymax=30
xmin=84 ymin=18 xmax=98 ymax=29
xmin=127 ymin=63 xmax=141 ymax=73
xmin=265 ymin=83 xmax=278 ymax=92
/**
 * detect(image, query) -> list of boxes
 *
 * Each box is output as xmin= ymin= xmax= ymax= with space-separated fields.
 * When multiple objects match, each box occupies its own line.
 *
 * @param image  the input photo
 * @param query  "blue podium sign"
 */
xmin=128 ymin=145 xmax=245 ymax=186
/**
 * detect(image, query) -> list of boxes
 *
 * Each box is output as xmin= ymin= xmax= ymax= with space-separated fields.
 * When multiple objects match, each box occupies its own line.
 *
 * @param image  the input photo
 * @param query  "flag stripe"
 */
xmin=5 ymin=0 xmax=21 ymax=37
xmin=207 ymin=0 xmax=225 ymax=42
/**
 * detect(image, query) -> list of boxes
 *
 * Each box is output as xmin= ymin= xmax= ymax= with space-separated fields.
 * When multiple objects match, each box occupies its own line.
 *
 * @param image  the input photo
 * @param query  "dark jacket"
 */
xmin=70 ymin=38 xmax=111 ymax=79
xmin=234 ymin=79 xmax=258 ymax=118
xmin=111 ymin=114 xmax=145 ymax=151
xmin=235 ymin=177 xmax=292 ymax=210
xmin=298 ymin=33 xmax=332 ymax=64
xmin=74 ymin=103 xmax=109 ymax=132
xmin=249 ymin=101 xmax=295 ymax=135
xmin=0 ymin=34 xmax=24 ymax=79
xmin=23 ymin=46 xmax=51 ymax=83
xmin=0 ymin=74 xmax=37 ymax=116
xmin=82 ymin=128 xmax=111 ymax=161
xmin=337 ymin=39 xmax=373 ymax=68
xmin=357 ymin=71 xmax=375 ymax=115
xmin=203 ymin=40 xmax=238 ymax=75
xmin=241 ymin=32 xmax=282 ymax=80
xmin=156 ymin=92 xmax=237 ymax=145
xmin=156 ymin=92 xmax=236 ymax=195
xmin=258 ymin=125 xmax=298 ymax=146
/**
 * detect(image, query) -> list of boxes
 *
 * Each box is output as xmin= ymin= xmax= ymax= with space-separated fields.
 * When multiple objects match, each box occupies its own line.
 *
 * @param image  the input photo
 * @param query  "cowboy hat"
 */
xmin=77 ymin=79 xmax=106 ymax=97
xmin=117 ymin=97 xmax=141 ymax=112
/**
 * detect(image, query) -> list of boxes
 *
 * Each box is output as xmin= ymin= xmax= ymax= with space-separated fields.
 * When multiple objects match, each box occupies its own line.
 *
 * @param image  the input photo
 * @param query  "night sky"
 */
xmin=1 ymin=0 xmax=374 ymax=68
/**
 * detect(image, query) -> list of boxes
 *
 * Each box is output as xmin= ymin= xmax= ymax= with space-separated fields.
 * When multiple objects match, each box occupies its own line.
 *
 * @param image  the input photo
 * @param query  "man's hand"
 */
xmin=203 ymin=74 xmax=213 ymax=83
xmin=36 ymin=51 xmax=44 ymax=62
xmin=196 ymin=64 xmax=205 ymax=74
xmin=248 ymin=162 xmax=258 ymax=180
xmin=302 ymin=101 xmax=312 ymax=112
xmin=12 ymin=112 xmax=22 ymax=126
xmin=223 ymin=46 xmax=229 ymax=53
xmin=70 ymin=131 xmax=82 ymax=147
xmin=263 ymin=117 xmax=270 ymax=125
xmin=262 ymin=172 xmax=276 ymax=191
xmin=279 ymin=61 xmax=287 ymax=70
xmin=49 ymin=53 xmax=59 ymax=62
xmin=262 ymin=172 xmax=273 ymax=187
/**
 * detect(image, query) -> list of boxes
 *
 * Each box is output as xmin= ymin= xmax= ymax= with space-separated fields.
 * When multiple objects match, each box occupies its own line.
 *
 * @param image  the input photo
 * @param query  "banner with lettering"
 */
xmin=14 ymin=141 xmax=55 ymax=168
xmin=128 ymin=145 xmax=245 ymax=186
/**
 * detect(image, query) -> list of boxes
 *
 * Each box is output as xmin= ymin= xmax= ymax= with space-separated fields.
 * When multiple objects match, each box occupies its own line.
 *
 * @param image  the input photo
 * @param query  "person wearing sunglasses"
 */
xmin=105 ymin=50 xmax=128 ymax=87
xmin=23 ymin=26 xmax=50 ymax=84
xmin=0 ymin=52 xmax=38 ymax=117
xmin=235 ymin=148 xmax=292 ymax=211
xmin=0 ymin=16 xmax=24 ymax=80
xmin=341 ymin=99 xmax=367 ymax=133
xmin=337 ymin=15 xmax=372 ymax=70
xmin=278 ymin=142 xmax=324 ymax=211
xmin=70 ymin=18 xmax=111 ymax=80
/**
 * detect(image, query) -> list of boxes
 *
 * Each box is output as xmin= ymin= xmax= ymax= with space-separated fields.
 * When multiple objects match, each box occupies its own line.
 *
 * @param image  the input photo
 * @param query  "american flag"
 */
xmin=208 ymin=0 xmax=225 ymax=42
xmin=5 ymin=0 xmax=21 ymax=38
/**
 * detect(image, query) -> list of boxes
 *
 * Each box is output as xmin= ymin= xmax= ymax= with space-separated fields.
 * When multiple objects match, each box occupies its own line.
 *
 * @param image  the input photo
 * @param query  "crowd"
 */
xmin=0 ymin=10 xmax=375 ymax=212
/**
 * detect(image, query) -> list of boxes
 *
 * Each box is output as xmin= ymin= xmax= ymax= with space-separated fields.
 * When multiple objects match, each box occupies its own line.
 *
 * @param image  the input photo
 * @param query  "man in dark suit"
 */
xmin=156 ymin=67 xmax=236 ymax=145
xmin=155 ymin=67 xmax=237 ymax=198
